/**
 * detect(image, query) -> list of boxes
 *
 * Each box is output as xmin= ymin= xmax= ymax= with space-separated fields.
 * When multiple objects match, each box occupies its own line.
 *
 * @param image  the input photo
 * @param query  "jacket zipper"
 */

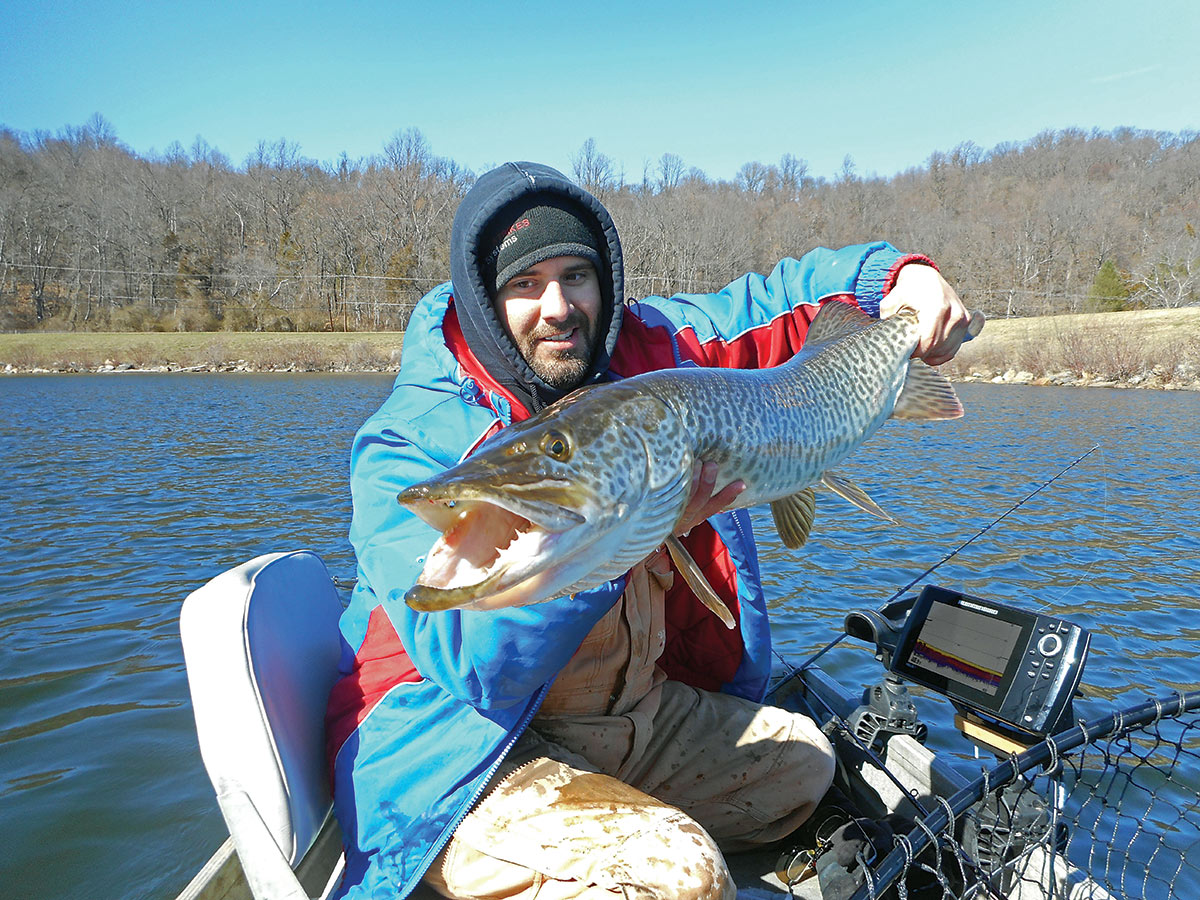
xmin=404 ymin=681 xmax=551 ymax=896
xmin=726 ymin=507 xmax=755 ymax=600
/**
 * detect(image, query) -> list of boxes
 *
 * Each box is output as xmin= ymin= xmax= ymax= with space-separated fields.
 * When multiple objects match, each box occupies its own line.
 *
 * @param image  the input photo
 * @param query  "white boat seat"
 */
xmin=180 ymin=550 xmax=347 ymax=900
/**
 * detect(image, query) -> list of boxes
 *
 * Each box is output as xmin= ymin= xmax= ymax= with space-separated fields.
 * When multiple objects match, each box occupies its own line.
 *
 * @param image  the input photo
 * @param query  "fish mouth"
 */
xmin=398 ymin=480 xmax=588 ymax=611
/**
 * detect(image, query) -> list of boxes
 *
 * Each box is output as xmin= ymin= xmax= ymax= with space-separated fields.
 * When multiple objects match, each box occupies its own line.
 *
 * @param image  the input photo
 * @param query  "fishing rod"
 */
xmin=768 ymin=443 xmax=1102 ymax=692
xmin=762 ymin=444 xmax=1104 ymax=827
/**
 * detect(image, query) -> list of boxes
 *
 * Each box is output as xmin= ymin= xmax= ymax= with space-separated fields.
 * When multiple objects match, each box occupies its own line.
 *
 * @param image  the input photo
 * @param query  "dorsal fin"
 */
xmin=804 ymin=300 xmax=874 ymax=346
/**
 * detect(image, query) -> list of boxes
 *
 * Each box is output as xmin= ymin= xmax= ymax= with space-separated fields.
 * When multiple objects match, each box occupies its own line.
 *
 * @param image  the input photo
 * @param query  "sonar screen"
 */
xmin=905 ymin=600 xmax=1023 ymax=696
xmin=890 ymin=586 xmax=1089 ymax=737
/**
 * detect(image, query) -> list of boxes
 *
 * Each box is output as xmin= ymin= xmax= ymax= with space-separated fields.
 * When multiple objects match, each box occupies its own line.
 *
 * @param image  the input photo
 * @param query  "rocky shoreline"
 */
xmin=950 ymin=364 xmax=1200 ymax=391
xmin=5 ymin=358 xmax=1199 ymax=390
xmin=2 ymin=347 xmax=403 ymax=376
xmin=7 ymin=308 xmax=1199 ymax=387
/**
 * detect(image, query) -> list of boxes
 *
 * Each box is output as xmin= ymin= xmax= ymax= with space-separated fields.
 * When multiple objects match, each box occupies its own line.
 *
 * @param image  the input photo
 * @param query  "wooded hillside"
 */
xmin=2 ymin=116 xmax=1197 ymax=332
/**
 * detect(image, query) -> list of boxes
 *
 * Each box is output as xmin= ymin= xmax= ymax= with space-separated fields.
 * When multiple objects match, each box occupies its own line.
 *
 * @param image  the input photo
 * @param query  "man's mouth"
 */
xmin=538 ymin=327 xmax=579 ymax=349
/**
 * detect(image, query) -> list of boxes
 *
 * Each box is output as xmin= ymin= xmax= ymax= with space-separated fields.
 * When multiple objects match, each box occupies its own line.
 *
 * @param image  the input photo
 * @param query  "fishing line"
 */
xmin=769 ymin=444 xmax=1102 ymax=684
xmin=1028 ymin=443 xmax=1109 ymax=614
xmin=888 ymin=443 xmax=1101 ymax=615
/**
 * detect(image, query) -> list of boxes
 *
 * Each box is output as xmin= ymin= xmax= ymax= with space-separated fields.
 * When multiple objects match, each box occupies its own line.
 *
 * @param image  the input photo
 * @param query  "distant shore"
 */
xmin=940 ymin=306 xmax=1200 ymax=391
xmin=0 ymin=331 xmax=406 ymax=375
xmin=2 ymin=307 xmax=1198 ymax=389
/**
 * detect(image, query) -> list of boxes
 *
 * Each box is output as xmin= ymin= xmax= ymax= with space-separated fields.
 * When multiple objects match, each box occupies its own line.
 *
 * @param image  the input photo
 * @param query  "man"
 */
xmin=326 ymin=161 xmax=975 ymax=899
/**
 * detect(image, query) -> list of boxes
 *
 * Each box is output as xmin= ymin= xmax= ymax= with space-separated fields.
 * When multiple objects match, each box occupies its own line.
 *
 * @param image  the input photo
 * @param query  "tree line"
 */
xmin=2 ymin=114 xmax=1198 ymax=333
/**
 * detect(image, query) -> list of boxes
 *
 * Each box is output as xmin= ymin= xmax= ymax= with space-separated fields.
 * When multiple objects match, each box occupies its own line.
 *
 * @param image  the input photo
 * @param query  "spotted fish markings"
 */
xmin=399 ymin=301 xmax=971 ymax=625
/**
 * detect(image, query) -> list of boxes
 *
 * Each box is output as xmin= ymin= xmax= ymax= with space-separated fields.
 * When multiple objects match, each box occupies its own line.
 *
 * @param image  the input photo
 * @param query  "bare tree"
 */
xmin=4 ymin=121 xmax=1200 ymax=332
xmin=736 ymin=161 xmax=771 ymax=196
xmin=572 ymin=138 xmax=617 ymax=195
xmin=657 ymin=153 xmax=685 ymax=193
xmin=777 ymin=153 xmax=810 ymax=202
xmin=1134 ymin=226 xmax=1200 ymax=308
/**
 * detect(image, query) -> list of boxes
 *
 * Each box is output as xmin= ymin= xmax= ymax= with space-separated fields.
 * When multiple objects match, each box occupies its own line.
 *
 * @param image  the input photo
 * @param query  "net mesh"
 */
xmin=847 ymin=691 xmax=1200 ymax=900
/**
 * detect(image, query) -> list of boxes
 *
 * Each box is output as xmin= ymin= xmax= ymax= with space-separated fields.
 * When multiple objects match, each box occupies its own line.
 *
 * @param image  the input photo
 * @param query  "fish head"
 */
xmin=399 ymin=380 xmax=692 ymax=612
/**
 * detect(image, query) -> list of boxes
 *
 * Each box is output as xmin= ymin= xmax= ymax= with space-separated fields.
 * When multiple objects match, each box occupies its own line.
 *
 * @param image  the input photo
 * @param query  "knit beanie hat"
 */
xmin=482 ymin=194 xmax=604 ymax=294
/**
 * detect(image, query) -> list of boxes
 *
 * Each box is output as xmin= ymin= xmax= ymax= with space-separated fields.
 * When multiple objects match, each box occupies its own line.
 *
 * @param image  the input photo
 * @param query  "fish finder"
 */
xmin=887 ymin=586 xmax=1089 ymax=739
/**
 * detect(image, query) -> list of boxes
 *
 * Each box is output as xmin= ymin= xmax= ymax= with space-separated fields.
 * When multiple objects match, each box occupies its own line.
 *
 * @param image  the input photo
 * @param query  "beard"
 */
xmin=516 ymin=312 xmax=599 ymax=392
xmin=532 ymin=348 xmax=591 ymax=391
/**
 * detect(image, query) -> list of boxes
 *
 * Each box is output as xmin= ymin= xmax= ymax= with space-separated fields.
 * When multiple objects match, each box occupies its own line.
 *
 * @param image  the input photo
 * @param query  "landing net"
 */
xmin=852 ymin=690 xmax=1200 ymax=900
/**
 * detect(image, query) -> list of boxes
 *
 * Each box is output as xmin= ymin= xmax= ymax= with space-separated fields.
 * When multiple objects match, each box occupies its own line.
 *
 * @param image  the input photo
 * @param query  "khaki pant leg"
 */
xmin=536 ymin=681 xmax=836 ymax=853
xmin=632 ymin=681 xmax=835 ymax=850
xmin=423 ymin=733 xmax=735 ymax=900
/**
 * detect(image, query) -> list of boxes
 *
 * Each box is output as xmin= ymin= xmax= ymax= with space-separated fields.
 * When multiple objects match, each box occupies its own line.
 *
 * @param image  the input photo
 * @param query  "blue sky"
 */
xmin=2 ymin=0 xmax=1198 ymax=181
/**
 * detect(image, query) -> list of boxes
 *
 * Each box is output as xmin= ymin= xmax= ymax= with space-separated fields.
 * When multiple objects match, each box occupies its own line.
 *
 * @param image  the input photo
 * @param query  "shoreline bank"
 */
xmin=3 ymin=307 xmax=1198 ymax=390
xmin=4 ymin=361 xmax=1196 ymax=391
xmin=2 ymin=359 xmax=401 ymax=375
xmin=5 ymin=355 xmax=1198 ymax=392
xmin=951 ymin=368 xmax=1199 ymax=390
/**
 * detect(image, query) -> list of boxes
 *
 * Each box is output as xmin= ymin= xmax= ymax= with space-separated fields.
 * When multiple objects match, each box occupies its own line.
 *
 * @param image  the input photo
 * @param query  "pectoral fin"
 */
xmin=770 ymin=487 xmax=818 ymax=549
xmin=664 ymin=534 xmax=736 ymax=629
xmin=820 ymin=472 xmax=901 ymax=525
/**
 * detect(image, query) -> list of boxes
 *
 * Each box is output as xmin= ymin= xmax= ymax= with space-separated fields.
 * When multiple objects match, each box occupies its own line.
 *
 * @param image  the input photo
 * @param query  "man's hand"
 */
xmin=678 ymin=461 xmax=745 ymax=535
xmin=645 ymin=461 xmax=744 ymax=577
xmin=879 ymin=263 xmax=983 ymax=366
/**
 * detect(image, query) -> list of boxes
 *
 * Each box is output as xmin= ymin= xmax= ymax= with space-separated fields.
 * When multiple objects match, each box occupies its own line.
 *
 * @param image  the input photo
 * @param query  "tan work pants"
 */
xmin=425 ymin=559 xmax=835 ymax=899
xmin=424 ymin=681 xmax=834 ymax=899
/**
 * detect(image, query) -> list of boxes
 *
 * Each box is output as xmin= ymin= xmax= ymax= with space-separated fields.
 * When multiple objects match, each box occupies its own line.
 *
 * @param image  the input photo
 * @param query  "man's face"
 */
xmin=494 ymin=255 xmax=602 ymax=392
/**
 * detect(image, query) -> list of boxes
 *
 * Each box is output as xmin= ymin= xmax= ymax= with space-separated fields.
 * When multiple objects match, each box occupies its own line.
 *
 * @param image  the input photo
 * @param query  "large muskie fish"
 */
xmin=400 ymin=301 xmax=973 ymax=626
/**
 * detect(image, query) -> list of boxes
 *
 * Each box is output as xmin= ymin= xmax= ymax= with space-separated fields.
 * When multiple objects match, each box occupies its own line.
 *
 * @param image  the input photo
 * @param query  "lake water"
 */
xmin=1 ymin=376 xmax=1197 ymax=899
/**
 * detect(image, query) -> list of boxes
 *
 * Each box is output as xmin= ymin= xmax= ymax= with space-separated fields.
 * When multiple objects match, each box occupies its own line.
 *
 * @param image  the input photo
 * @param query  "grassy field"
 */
xmin=943 ymin=306 xmax=1200 ymax=386
xmin=0 ymin=330 xmax=406 ymax=372
xmin=2 ymin=308 xmax=1198 ymax=386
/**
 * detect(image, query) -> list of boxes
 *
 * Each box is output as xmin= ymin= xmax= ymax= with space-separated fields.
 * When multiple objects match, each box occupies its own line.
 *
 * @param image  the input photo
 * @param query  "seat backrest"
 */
xmin=181 ymin=550 xmax=344 ymax=867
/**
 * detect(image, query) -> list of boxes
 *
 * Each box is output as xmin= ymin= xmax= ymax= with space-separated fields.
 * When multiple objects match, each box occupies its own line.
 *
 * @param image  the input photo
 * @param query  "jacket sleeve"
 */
xmin=627 ymin=242 xmax=930 ymax=369
xmin=348 ymin=405 xmax=621 ymax=711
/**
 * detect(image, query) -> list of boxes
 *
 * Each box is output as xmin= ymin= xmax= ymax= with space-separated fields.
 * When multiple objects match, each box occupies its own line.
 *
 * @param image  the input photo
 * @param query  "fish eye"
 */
xmin=541 ymin=431 xmax=571 ymax=461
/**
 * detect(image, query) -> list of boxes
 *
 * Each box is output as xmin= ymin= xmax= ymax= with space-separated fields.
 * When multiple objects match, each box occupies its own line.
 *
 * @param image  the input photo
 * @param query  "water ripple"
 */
xmin=2 ymin=377 xmax=1198 ymax=897
xmin=1 ymin=374 xmax=385 ymax=898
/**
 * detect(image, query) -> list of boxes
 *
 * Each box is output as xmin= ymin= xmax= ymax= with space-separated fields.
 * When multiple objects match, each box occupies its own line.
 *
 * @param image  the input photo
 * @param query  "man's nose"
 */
xmin=540 ymin=280 xmax=571 ymax=320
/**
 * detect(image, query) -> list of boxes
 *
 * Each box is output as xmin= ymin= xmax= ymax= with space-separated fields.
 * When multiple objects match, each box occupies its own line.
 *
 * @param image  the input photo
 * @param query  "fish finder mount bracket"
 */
xmin=846 ymin=675 xmax=928 ymax=752
xmin=843 ymin=598 xmax=929 ymax=750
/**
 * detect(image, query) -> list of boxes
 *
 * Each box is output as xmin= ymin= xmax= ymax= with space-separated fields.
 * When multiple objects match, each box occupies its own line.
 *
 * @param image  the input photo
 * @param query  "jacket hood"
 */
xmin=450 ymin=162 xmax=625 ymax=414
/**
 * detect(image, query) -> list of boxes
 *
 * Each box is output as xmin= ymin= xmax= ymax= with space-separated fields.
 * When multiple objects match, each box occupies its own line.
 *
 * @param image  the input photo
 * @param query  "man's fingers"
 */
xmin=676 ymin=462 xmax=744 ymax=537
xmin=709 ymin=480 xmax=746 ymax=513
xmin=920 ymin=315 xmax=964 ymax=364
xmin=884 ymin=264 xmax=979 ymax=365
xmin=923 ymin=306 xmax=983 ymax=365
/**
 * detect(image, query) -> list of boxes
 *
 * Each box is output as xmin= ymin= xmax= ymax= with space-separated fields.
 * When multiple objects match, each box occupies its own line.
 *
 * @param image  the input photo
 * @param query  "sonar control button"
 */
xmin=1037 ymin=633 xmax=1064 ymax=657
